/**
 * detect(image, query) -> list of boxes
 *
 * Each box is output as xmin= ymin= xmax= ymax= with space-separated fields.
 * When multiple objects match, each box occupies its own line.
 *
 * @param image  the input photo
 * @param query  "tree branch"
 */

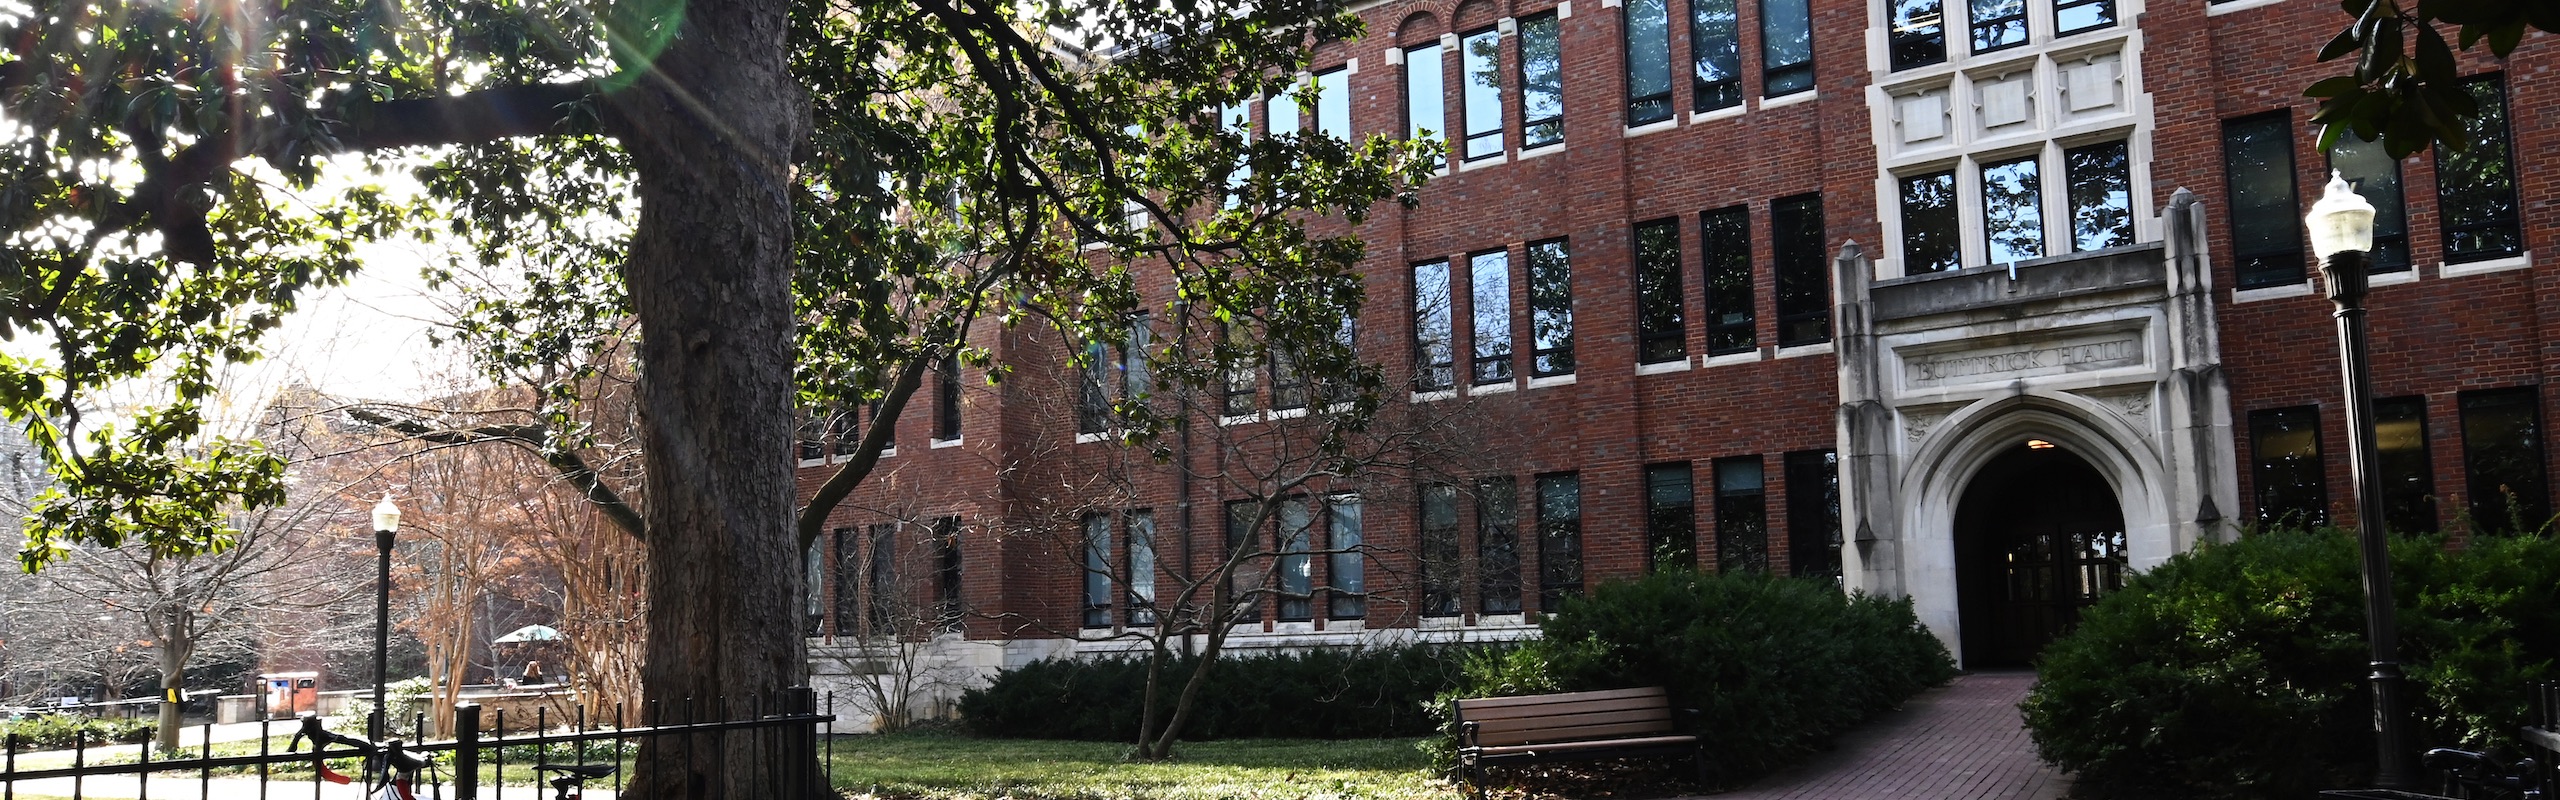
xmin=344 ymin=406 xmax=646 ymax=541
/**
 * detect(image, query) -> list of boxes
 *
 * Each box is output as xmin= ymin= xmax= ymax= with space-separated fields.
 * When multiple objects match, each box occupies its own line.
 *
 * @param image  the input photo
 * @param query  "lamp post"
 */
xmin=2307 ymin=171 xmax=2419 ymax=789
xmin=370 ymin=496 xmax=401 ymax=743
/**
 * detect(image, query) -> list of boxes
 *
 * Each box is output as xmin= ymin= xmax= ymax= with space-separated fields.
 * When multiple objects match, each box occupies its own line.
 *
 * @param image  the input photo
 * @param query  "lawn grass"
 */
xmin=824 ymin=732 xmax=1452 ymax=800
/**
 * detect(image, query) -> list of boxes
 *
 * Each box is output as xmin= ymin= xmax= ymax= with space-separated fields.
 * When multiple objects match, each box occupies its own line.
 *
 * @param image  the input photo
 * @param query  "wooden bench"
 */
xmin=1453 ymin=686 xmax=1706 ymax=798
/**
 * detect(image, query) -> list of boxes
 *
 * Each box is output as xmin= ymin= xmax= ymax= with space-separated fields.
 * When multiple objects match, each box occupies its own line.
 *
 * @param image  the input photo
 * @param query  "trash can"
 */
xmin=257 ymin=672 xmax=320 ymax=719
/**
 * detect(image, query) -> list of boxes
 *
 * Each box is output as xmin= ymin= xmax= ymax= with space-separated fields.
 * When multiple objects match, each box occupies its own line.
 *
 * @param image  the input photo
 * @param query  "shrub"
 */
xmin=1424 ymin=571 xmax=1956 ymax=787
xmin=0 ymin=714 xmax=158 ymax=749
xmin=957 ymin=643 xmax=1481 ymax=742
xmin=2021 ymin=529 xmax=2560 ymax=800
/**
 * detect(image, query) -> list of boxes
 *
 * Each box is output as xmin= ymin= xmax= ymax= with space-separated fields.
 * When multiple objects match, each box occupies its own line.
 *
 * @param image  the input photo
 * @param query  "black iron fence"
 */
xmin=0 ymin=688 xmax=837 ymax=799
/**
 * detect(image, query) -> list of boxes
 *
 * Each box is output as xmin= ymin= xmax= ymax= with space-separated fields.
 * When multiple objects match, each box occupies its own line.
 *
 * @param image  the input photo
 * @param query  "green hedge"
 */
xmin=0 ymin=715 xmax=157 ymax=749
xmin=956 ymin=643 xmax=1481 ymax=741
xmin=2022 ymin=530 xmax=2560 ymax=799
xmin=1427 ymin=571 xmax=1957 ymax=787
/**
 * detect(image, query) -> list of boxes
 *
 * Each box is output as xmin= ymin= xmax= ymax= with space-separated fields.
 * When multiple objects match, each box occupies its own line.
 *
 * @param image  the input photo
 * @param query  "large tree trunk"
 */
xmin=615 ymin=0 xmax=812 ymax=797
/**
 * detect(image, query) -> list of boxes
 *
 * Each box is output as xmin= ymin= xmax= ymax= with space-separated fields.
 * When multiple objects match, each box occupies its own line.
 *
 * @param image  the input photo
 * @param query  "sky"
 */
xmin=247 ymin=236 xmax=459 ymax=404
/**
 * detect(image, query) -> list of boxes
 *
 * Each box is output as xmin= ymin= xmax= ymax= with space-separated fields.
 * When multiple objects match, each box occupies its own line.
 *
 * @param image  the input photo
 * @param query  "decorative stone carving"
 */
xmin=2080 ymin=388 xmax=2154 ymax=424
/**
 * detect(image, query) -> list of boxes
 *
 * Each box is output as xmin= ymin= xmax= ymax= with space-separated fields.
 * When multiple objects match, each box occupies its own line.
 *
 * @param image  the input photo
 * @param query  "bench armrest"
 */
xmin=1461 ymin=720 xmax=1482 ymax=749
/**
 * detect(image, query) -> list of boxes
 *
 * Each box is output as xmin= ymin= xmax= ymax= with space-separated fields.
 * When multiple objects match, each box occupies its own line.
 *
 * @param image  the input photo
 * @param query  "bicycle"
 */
xmin=288 ymin=715 xmax=442 ymax=800
xmin=534 ymin=762 xmax=616 ymax=800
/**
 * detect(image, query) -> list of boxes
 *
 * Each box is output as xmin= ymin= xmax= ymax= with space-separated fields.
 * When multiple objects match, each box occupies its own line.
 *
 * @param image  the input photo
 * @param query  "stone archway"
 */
xmin=1952 ymin=442 xmax=2127 ymax=668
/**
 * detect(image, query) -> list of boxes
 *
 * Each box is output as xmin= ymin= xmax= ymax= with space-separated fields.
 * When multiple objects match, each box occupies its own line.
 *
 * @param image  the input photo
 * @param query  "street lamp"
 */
xmin=2308 ymin=171 xmax=2419 ymax=789
xmin=370 ymin=495 xmax=401 ymax=743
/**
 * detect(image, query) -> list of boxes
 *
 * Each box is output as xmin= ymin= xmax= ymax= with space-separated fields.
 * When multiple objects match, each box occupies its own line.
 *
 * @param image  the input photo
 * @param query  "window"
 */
xmin=1269 ymin=82 xmax=1301 ymax=135
xmin=1762 ymin=0 xmax=1815 ymax=96
xmin=1520 ymin=13 xmax=1564 ymax=148
xmin=868 ymin=522 xmax=897 ymax=631
xmin=1692 ymin=0 xmax=1744 ymax=110
xmin=831 ymin=527 xmax=860 ymax=636
xmin=1276 ymin=497 xmax=1315 ymax=621
xmin=1313 ymin=67 xmax=1351 ymax=140
xmin=1645 ymin=463 xmax=1697 ymax=572
xmin=1126 ymin=511 xmax=1157 ymax=625
xmin=2375 ymin=397 xmax=2436 ymax=534
xmin=1414 ymin=260 xmax=1455 ymax=391
xmin=831 ymin=407 xmax=861 ymax=456
xmin=2064 ymin=140 xmax=2135 ymax=252
xmin=870 ymin=399 xmax=894 ymax=451
xmin=1461 ymin=28 xmax=1504 ymax=161
xmin=1124 ymin=315 xmax=1150 ymax=402
xmin=1081 ymin=513 xmax=1112 ymax=627
xmin=1700 ymin=206 xmax=1756 ymax=354
xmin=1527 ymin=238 xmax=1575 ymax=376
xmin=933 ymin=516 xmax=963 ymax=629
xmin=2460 ymin=387 xmax=2547 ymax=535
xmin=1272 ymin=348 xmax=1307 ymax=411
xmin=1328 ymin=495 xmax=1366 ymax=620
xmin=1077 ymin=341 xmax=1111 ymax=435
xmin=2053 ymin=0 xmax=2113 ymax=35
xmin=1772 ymin=193 xmax=1831 ymax=346
xmin=1224 ymin=500 xmax=1262 ymax=617
xmin=1420 ymin=484 xmax=1463 ymax=617
xmin=1900 ymin=170 xmax=1961 ymax=274
xmin=798 ymin=414 xmax=825 ymax=461
xmin=1969 ymin=0 xmax=2027 ymax=53
xmin=2327 ymin=133 xmax=2410 ymax=271
xmin=935 ymin=354 xmax=962 ymax=441
xmin=1536 ymin=472 xmax=1583 ymax=610
xmin=1784 ymin=450 xmax=1842 ymax=581
xmin=1981 ymin=154 xmax=2045 ymax=264
xmin=1471 ymin=249 xmax=1513 ymax=384
xmin=1714 ymin=456 xmax=1768 ymax=573
xmin=1625 ymin=0 xmax=1674 ymax=125
xmin=1477 ymin=477 xmax=1523 ymax=614
xmin=804 ymin=541 xmax=824 ymax=635
xmin=1634 ymin=219 xmax=1686 ymax=364
xmin=2436 ymin=75 xmax=2522 ymax=264
xmin=1888 ymin=0 xmax=1946 ymax=71
xmin=1405 ymin=41 xmax=1446 ymax=169
xmin=1223 ymin=102 xmax=1253 ymax=208
xmin=2250 ymin=406 xmax=2329 ymax=528
xmin=1224 ymin=323 xmax=1258 ymax=416
xmin=2222 ymin=113 xmax=2303 ymax=289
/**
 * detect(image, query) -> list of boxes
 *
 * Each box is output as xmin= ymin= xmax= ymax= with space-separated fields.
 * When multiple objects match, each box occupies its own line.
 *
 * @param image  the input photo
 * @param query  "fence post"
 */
xmin=453 ymin=703 xmax=481 ymax=800
xmin=790 ymin=686 xmax=819 ymax=799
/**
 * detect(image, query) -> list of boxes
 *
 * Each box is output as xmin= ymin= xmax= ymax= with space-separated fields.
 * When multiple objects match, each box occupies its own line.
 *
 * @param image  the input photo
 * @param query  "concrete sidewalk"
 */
xmin=1696 ymin=671 xmax=2072 ymax=800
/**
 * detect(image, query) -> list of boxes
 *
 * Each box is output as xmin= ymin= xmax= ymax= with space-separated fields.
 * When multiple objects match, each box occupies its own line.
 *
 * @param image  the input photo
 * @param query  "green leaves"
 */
xmin=2307 ymin=0 xmax=2554 ymax=157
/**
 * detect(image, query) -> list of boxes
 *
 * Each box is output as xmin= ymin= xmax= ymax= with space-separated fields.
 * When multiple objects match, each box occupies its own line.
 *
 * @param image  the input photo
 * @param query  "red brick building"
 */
xmin=798 ymin=0 xmax=2559 ymax=715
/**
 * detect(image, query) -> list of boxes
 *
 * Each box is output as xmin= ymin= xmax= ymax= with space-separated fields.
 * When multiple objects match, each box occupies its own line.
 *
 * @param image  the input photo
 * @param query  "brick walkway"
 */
xmin=1694 ymin=671 xmax=2072 ymax=800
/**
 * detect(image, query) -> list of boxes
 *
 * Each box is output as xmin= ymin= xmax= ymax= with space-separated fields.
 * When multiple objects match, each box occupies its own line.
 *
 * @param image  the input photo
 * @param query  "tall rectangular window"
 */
xmin=1536 ymin=472 xmax=1583 ymax=610
xmin=1420 ymin=484 xmax=1463 ymax=617
xmin=805 ymin=543 xmax=825 ymax=635
xmin=935 ymin=354 xmax=963 ymax=441
xmin=1519 ymin=13 xmax=1564 ymax=148
xmin=1692 ymin=0 xmax=1744 ymax=111
xmin=1461 ymin=28 xmax=1504 ymax=161
xmin=1077 ymin=341 xmax=1111 ymax=435
xmin=1772 ymin=193 xmax=1831 ymax=346
xmin=2375 ymin=397 xmax=2437 ymax=534
xmin=933 ymin=516 xmax=963 ymax=629
xmin=1625 ymin=0 xmax=1674 ymax=125
xmin=1224 ymin=500 xmax=1261 ymax=617
xmin=871 ymin=399 xmax=894 ymax=452
xmin=1277 ymin=497 xmax=1315 ymax=621
xmin=868 ymin=522 xmax=897 ymax=631
xmin=1784 ymin=450 xmax=1842 ymax=581
xmin=1223 ymin=322 xmax=1258 ymax=416
xmin=1272 ymin=347 xmax=1307 ymax=411
xmin=1125 ymin=511 xmax=1157 ymax=625
xmin=1124 ymin=315 xmax=1150 ymax=403
xmin=831 ymin=527 xmax=859 ymax=636
xmin=2436 ymin=75 xmax=2522 ymax=263
xmin=2223 ymin=113 xmax=2303 ymax=288
xmin=1328 ymin=495 xmax=1365 ymax=620
xmin=1477 ymin=477 xmax=1523 ymax=614
xmin=2250 ymin=406 xmax=2329 ymax=528
xmin=1634 ymin=218 xmax=1687 ymax=364
xmin=1888 ymin=0 xmax=1946 ymax=70
xmin=1715 ymin=456 xmax=1768 ymax=573
xmin=1223 ymin=102 xmax=1253 ymax=208
xmin=1081 ymin=513 xmax=1112 ymax=628
xmin=2461 ymin=387 xmax=2548 ymax=535
xmin=1527 ymin=238 xmax=1575 ymax=376
xmin=1645 ymin=462 xmax=1697 ymax=572
xmin=1701 ymin=206 xmax=1756 ymax=354
xmin=2065 ymin=140 xmax=2136 ymax=253
xmin=1982 ymin=154 xmax=2045 ymax=264
xmin=2328 ymin=134 xmax=2410 ymax=271
xmin=1970 ymin=0 xmax=2028 ymax=53
xmin=2053 ymin=0 xmax=2114 ymax=35
xmin=1762 ymin=0 xmax=1815 ymax=96
xmin=1404 ymin=41 xmax=1446 ymax=169
xmin=1414 ymin=260 xmax=1455 ymax=391
xmin=1900 ymin=170 xmax=1961 ymax=274
xmin=1269 ymin=82 xmax=1301 ymax=136
xmin=1313 ymin=68 xmax=1351 ymax=140
xmin=1471 ymin=249 xmax=1513 ymax=384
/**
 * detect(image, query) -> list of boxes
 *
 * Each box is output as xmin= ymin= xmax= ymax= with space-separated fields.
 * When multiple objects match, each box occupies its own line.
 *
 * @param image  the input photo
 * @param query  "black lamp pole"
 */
xmin=2312 ymin=175 xmax=2419 ymax=790
xmin=370 ymin=497 xmax=400 ymax=743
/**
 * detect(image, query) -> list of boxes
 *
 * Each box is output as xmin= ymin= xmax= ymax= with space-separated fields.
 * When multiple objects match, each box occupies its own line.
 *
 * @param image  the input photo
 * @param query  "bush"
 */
xmin=957 ymin=642 xmax=1482 ymax=742
xmin=2021 ymin=529 xmax=2560 ymax=799
xmin=1425 ymin=571 xmax=1956 ymax=787
xmin=0 ymin=714 xmax=158 ymax=749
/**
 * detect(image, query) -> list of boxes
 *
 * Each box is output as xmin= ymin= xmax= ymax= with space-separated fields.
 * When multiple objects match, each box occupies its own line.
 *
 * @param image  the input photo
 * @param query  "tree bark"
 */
xmin=613 ymin=0 xmax=813 ymax=797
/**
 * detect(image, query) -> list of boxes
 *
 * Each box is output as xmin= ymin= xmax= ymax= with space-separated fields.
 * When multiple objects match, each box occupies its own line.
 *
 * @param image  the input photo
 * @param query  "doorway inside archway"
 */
xmin=1954 ymin=441 xmax=2128 ymax=668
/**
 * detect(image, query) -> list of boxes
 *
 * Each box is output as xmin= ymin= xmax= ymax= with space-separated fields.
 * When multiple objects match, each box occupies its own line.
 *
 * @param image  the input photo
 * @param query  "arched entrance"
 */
xmin=1953 ymin=441 xmax=2128 ymax=668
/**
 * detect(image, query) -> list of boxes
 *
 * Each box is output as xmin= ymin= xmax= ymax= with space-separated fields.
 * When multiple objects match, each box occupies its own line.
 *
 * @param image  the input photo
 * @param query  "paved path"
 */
xmin=1696 ymin=671 xmax=2072 ymax=800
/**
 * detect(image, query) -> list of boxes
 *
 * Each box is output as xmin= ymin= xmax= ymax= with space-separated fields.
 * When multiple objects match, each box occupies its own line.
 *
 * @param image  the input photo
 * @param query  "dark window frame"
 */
xmin=1470 ymin=248 xmax=1515 ymax=385
xmin=2064 ymin=139 xmax=2136 ymax=253
xmin=1459 ymin=27 xmax=1506 ymax=162
xmin=1762 ymin=0 xmax=1816 ymax=97
xmin=2326 ymin=133 xmax=2411 ymax=272
xmin=2459 ymin=386 xmax=2549 ymax=535
xmin=1275 ymin=495 xmax=1317 ymax=622
xmin=1478 ymin=477 xmax=1523 ymax=615
xmin=932 ymin=516 xmax=964 ymax=631
xmin=1634 ymin=218 xmax=1688 ymax=364
xmin=2435 ymin=74 xmax=2524 ymax=264
xmin=1535 ymin=472 xmax=1584 ymax=611
xmin=2222 ymin=112 xmax=2305 ymax=289
xmin=1899 ymin=170 xmax=1962 ymax=275
xmin=1888 ymin=0 xmax=1948 ymax=71
xmin=1414 ymin=259 xmax=1457 ymax=392
xmin=2052 ymin=0 xmax=2114 ymax=36
xmin=1404 ymin=40 xmax=1447 ymax=170
xmin=1645 ymin=462 xmax=1698 ymax=573
xmin=1693 ymin=0 xmax=1745 ymax=110
xmin=1081 ymin=513 xmax=1112 ymax=628
xmin=934 ymin=354 xmax=963 ymax=442
xmin=1124 ymin=510 xmax=1157 ymax=626
xmin=1420 ymin=483 xmax=1464 ymax=617
xmin=1520 ymin=12 xmax=1566 ymax=148
xmin=2250 ymin=405 xmax=2331 ymax=529
xmin=1968 ymin=0 xmax=2029 ymax=55
xmin=1700 ymin=206 xmax=1756 ymax=355
xmin=2374 ymin=397 xmax=2437 ymax=534
xmin=1714 ymin=456 xmax=1769 ymax=574
xmin=1326 ymin=494 xmax=1367 ymax=620
xmin=1625 ymin=0 xmax=1675 ymax=125
xmin=1772 ymin=193 xmax=1831 ymax=347
xmin=1784 ymin=450 xmax=1842 ymax=581
xmin=1527 ymin=238 xmax=1576 ymax=377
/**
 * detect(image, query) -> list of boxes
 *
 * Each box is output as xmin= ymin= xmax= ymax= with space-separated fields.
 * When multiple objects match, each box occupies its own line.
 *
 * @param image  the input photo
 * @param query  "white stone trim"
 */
xmin=1777 ymin=341 xmax=1837 ymax=359
xmin=1622 ymin=118 xmax=1679 ymax=138
xmin=1636 ymin=358 xmax=1693 ymax=375
xmin=2205 ymin=0 xmax=2291 ymax=15
xmin=1411 ymin=389 xmax=1460 ymax=403
xmin=2230 ymin=282 xmax=2314 ymax=303
xmin=1527 ymin=373 xmax=1579 ymax=389
xmin=931 ymin=437 xmax=964 ymax=449
xmin=1688 ymin=104 xmax=1747 ymax=125
xmin=1703 ymin=349 xmax=1766 ymax=367
xmin=1470 ymin=380 xmax=1518 ymax=395
xmin=2438 ymin=251 xmax=2532 ymax=279
xmin=1758 ymin=90 xmax=1818 ymax=109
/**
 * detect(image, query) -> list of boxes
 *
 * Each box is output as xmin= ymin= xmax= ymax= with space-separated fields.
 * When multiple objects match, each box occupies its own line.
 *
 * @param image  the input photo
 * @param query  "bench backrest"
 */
xmin=1455 ymin=686 xmax=1676 ymax=747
